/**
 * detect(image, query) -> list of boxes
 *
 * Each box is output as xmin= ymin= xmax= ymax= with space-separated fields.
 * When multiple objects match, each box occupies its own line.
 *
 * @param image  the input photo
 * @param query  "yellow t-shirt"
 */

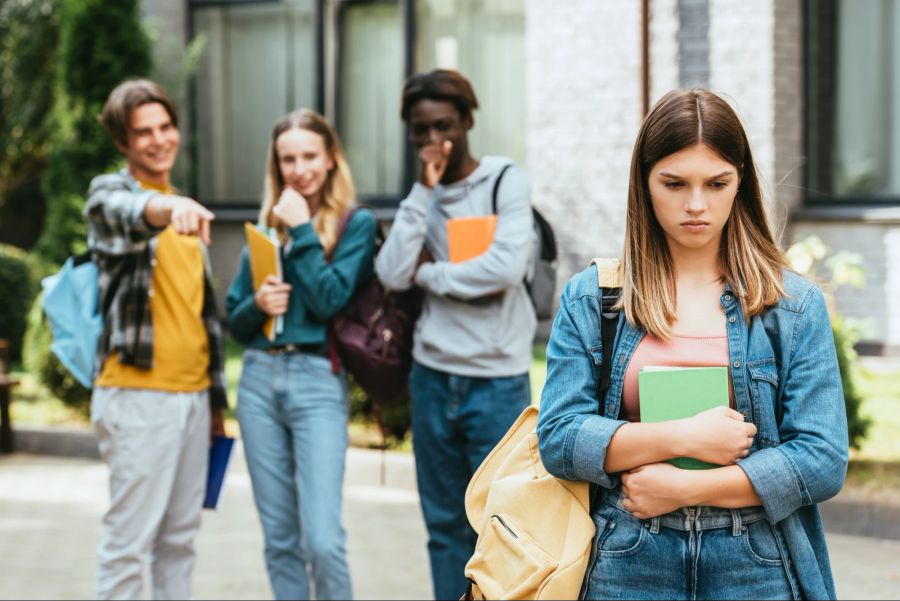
xmin=96 ymin=181 xmax=211 ymax=391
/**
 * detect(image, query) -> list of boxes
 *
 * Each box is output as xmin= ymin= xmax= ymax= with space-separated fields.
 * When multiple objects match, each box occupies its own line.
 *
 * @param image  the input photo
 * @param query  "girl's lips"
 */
xmin=681 ymin=221 xmax=709 ymax=233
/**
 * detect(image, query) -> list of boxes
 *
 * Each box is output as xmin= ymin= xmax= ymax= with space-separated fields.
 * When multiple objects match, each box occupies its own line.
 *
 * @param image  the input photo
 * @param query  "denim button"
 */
xmin=729 ymin=316 xmax=737 ymax=323
xmin=724 ymin=295 xmax=732 ymax=301
xmin=733 ymin=361 xmax=741 ymax=368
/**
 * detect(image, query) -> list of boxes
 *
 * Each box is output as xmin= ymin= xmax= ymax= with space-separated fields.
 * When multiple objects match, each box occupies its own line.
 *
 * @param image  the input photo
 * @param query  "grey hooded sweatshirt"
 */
xmin=375 ymin=156 xmax=537 ymax=378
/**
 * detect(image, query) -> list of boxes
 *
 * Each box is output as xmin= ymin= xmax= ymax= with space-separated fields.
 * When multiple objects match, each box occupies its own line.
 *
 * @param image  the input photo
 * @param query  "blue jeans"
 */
xmin=410 ymin=361 xmax=531 ymax=600
xmin=237 ymin=349 xmax=352 ymax=600
xmin=583 ymin=486 xmax=801 ymax=600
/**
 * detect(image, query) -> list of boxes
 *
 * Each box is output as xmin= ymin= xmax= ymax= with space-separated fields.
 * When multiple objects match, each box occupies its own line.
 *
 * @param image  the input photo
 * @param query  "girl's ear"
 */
xmin=463 ymin=112 xmax=474 ymax=131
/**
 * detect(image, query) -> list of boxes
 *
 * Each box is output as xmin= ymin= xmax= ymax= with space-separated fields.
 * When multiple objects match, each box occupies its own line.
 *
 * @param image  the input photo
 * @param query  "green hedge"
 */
xmin=347 ymin=374 xmax=411 ymax=447
xmin=832 ymin=316 xmax=871 ymax=450
xmin=0 ymin=243 xmax=39 ymax=359
xmin=34 ymin=0 xmax=151 ymax=265
xmin=23 ymin=292 xmax=91 ymax=415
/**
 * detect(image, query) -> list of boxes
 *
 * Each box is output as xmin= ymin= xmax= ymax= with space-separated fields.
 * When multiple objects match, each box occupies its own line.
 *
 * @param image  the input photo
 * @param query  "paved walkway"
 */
xmin=1 ymin=447 xmax=899 ymax=600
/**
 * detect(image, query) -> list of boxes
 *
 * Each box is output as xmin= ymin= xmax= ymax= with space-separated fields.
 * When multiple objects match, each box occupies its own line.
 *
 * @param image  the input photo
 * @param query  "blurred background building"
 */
xmin=11 ymin=0 xmax=900 ymax=355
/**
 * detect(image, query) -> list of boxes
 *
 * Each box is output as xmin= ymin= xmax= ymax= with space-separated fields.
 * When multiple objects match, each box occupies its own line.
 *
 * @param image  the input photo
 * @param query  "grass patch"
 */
xmin=10 ymin=370 xmax=88 ymax=426
xmin=530 ymin=344 xmax=547 ymax=404
xmin=853 ymin=364 xmax=900 ymax=462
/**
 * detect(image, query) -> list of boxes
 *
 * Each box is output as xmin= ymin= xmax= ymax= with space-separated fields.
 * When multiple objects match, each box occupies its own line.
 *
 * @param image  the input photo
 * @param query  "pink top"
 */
xmin=620 ymin=334 xmax=735 ymax=423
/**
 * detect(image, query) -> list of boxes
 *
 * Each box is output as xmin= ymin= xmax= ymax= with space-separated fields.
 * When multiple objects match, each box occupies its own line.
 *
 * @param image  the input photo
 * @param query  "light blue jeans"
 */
xmin=237 ymin=349 xmax=351 ymax=600
xmin=582 ymin=486 xmax=801 ymax=600
xmin=410 ymin=361 xmax=531 ymax=601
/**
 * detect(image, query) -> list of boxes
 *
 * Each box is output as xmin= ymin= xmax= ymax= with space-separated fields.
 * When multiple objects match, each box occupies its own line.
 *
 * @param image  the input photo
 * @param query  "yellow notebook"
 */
xmin=244 ymin=222 xmax=282 ymax=341
xmin=447 ymin=215 xmax=497 ymax=263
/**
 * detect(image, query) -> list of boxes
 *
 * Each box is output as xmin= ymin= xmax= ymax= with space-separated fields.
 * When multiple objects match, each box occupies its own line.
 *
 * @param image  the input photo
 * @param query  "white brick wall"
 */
xmin=708 ymin=0 xmax=803 ymax=243
xmin=525 ymin=0 xmax=642 ymax=288
xmin=772 ymin=0 xmax=804 ymax=219
xmin=650 ymin=0 xmax=681 ymax=104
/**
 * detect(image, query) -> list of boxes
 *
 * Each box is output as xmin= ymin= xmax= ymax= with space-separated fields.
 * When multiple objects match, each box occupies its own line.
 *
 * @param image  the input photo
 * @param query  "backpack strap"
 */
xmin=589 ymin=258 xmax=622 ymax=416
xmin=490 ymin=164 xmax=513 ymax=214
xmin=325 ymin=205 xmax=375 ymax=374
xmin=589 ymin=258 xmax=622 ymax=514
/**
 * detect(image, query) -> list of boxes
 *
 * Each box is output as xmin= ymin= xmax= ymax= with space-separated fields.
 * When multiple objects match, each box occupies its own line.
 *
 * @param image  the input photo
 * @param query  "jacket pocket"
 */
xmin=747 ymin=357 xmax=781 ymax=448
xmin=466 ymin=513 xmax=559 ymax=600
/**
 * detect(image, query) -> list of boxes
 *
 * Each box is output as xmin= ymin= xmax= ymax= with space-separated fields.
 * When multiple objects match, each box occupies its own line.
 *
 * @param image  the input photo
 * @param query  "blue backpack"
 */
xmin=40 ymin=252 xmax=102 ymax=388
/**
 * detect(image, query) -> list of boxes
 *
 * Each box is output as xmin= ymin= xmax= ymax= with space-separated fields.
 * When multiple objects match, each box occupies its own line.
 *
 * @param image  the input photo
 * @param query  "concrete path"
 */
xmin=1 ymin=447 xmax=899 ymax=600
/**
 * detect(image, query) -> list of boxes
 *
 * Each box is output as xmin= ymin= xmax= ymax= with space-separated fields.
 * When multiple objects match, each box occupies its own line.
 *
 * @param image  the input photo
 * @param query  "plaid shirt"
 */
xmin=84 ymin=169 xmax=228 ymax=409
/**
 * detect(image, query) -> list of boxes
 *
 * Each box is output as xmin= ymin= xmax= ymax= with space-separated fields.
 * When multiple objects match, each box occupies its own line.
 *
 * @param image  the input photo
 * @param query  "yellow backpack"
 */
xmin=463 ymin=406 xmax=594 ymax=600
xmin=462 ymin=259 xmax=622 ymax=600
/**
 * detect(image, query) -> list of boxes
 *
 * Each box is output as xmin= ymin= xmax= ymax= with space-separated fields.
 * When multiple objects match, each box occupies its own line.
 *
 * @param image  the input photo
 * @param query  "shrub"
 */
xmin=347 ymin=374 xmax=411 ymax=448
xmin=831 ymin=315 xmax=871 ymax=450
xmin=34 ymin=0 xmax=151 ymax=265
xmin=23 ymin=292 xmax=91 ymax=415
xmin=0 ymin=243 xmax=38 ymax=359
xmin=786 ymin=235 xmax=870 ymax=449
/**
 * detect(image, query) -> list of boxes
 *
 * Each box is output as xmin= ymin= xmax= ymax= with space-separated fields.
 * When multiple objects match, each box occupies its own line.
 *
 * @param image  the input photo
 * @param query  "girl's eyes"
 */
xmin=662 ymin=181 xmax=728 ymax=189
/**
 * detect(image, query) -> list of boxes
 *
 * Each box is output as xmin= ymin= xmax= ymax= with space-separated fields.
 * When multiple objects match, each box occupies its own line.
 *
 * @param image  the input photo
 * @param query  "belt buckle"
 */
xmin=268 ymin=344 xmax=297 ymax=356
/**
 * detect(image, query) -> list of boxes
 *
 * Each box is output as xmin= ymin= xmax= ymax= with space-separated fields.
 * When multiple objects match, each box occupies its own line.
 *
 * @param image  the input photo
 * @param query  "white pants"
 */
xmin=91 ymin=387 xmax=210 ymax=600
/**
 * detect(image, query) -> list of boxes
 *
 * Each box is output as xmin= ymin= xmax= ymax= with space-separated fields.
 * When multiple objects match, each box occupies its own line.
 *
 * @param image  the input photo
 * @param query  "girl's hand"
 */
xmin=621 ymin=462 xmax=692 ymax=519
xmin=680 ymin=405 xmax=757 ymax=466
xmin=254 ymin=274 xmax=291 ymax=316
xmin=272 ymin=187 xmax=311 ymax=228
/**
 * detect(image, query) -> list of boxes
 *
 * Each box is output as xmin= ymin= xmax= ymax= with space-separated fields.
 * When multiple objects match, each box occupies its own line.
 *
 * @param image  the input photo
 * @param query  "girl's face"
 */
xmin=647 ymin=143 xmax=739 ymax=255
xmin=276 ymin=127 xmax=334 ymax=203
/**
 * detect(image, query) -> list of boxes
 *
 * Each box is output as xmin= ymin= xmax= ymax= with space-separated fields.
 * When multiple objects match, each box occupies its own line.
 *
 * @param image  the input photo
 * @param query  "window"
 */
xmin=416 ymin=0 xmax=526 ymax=169
xmin=188 ymin=0 xmax=526 ymax=207
xmin=336 ymin=1 xmax=406 ymax=200
xmin=191 ymin=0 xmax=320 ymax=204
xmin=806 ymin=0 xmax=900 ymax=202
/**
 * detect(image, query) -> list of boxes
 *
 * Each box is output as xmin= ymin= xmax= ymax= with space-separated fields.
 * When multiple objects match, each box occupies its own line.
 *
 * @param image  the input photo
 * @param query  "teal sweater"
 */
xmin=225 ymin=210 xmax=377 ymax=348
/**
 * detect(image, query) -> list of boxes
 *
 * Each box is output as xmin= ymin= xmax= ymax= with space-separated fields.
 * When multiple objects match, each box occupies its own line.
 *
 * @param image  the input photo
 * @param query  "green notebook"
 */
xmin=638 ymin=366 xmax=730 ymax=470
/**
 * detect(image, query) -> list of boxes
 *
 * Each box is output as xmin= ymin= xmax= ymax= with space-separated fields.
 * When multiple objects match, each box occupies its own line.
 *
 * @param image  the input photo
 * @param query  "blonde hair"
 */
xmin=621 ymin=89 xmax=788 ymax=339
xmin=259 ymin=109 xmax=355 ymax=252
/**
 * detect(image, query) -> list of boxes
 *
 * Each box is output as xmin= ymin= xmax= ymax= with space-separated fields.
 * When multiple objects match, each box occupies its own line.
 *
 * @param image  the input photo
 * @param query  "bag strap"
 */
xmin=589 ymin=258 xmax=622 ymax=417
xmin=325 ymin=206 xmax=370 ymax=374
xmin=490 ymin=164 xmax=513 ymax=214
xmin=589 ymin=258 xmax=622 ymax=514
xmin=325 ymin=205 xmax=366 ymax=263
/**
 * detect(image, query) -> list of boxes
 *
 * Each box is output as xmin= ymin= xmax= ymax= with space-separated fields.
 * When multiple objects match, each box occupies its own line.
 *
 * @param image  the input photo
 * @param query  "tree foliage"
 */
xmin=33 ymin=0 xmax=151 ymax=264
xmin=0 ymin=0 xmax=59 ymax=243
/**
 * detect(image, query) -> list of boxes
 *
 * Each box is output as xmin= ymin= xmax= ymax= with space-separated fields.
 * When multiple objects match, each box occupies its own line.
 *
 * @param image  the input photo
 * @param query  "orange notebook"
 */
xmin=244 ymin=222 xmax=282 ymax=341
xmin=447 ymin=215 xmax=497 ymax=263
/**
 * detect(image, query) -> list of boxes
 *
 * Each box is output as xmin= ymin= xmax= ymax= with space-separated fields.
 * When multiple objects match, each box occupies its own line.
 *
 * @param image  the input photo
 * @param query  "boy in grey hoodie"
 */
xmin=375 ymin=69 xmax=536 ymax=600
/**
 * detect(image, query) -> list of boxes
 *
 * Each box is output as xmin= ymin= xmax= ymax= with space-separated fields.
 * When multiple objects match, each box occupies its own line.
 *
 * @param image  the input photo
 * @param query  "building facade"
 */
xmin=146 ymin=0 xmax=900 ymax=355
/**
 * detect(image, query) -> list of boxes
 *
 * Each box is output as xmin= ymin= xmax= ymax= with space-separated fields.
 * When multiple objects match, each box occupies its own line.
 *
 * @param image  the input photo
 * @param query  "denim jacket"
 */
xmin=536 ymin=264 xmax=848 ymax=600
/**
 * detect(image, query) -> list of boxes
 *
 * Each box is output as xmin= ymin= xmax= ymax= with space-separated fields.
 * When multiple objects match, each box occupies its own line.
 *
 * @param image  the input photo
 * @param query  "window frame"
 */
xmin=186 ymin=0 xmax=327 ymax=213
xmin=333 ymin=0 xmax=417 ymax=213
xmin=803 ymin=0 xmax=900 ymax=210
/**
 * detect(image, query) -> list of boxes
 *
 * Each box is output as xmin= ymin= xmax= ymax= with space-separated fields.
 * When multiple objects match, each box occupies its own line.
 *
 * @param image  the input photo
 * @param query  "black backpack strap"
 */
xmin=491 ymin=164 xmax=514 ymax=214
xmin=589 ymin=259 xmax=622 ymax=514
xmin=597 ymin=287 xmax=621 ymax=415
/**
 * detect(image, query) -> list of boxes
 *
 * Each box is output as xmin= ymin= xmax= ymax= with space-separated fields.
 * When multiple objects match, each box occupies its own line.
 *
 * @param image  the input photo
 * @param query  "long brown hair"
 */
xmin=259 ymin=109 xmax=355 ymax=252
xmin=621 ymin=89 xmax=787 ymax=339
